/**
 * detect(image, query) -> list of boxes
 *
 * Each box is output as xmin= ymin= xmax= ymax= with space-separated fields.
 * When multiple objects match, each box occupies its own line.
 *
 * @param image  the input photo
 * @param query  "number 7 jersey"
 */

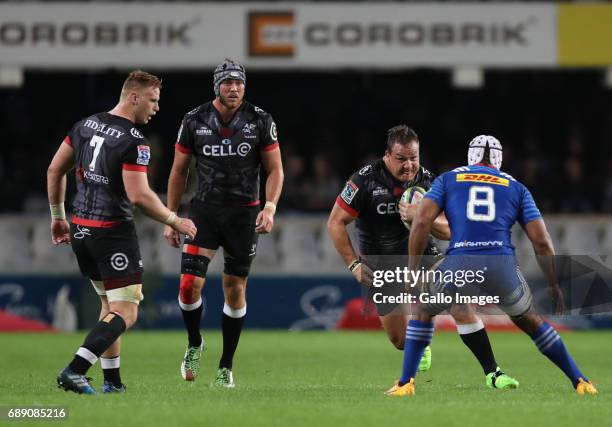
xmin=63 ymin=112 xmax=150 ymax=226
xmin=425 ymin=164 xmax=542 ymax=255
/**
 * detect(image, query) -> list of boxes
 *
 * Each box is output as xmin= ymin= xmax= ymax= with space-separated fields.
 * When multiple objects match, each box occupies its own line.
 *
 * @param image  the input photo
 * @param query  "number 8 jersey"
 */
xmin=425 ymin=164 xmax=541 ymax=255
xmin=64 ymin=112 xmax=150 ymax=226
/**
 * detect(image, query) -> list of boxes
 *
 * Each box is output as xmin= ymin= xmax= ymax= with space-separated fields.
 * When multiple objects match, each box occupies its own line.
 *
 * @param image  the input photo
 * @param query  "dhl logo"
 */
xmin=456 ymin=173 xmax=509 ymax=187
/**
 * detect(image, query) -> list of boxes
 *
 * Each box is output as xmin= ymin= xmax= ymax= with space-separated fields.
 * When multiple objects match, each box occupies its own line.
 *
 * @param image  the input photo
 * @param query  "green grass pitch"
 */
xmin=0 ymin=330 xmax=610 ymax=427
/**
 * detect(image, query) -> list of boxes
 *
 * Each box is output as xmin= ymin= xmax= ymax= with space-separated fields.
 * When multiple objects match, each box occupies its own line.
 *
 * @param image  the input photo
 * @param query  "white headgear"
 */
xmin=467 ymin=135 xmax=503 ymax=169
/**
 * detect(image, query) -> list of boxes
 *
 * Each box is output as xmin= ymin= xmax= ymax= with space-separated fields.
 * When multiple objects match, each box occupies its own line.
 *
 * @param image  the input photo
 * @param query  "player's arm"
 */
xmin=523 ymin=219 xmax=565 ymax=313
xmin=256 ymin=146 xmax=284 ymax=234
xmin=408 ymin=198 xmax=442 ymax=270
xmin=123 ymin=169 xmax=197 ymax=240
xmin=47 ymin=142 xmax=74 ymax=245
xmin=164 ymin=148 xmax=192 ymax=247
xmin=167 ymin=149 xmax=191 ymax=212
xmin=327 ymin=203 xmax=373 ymax=286
xmin=327 ymin=203 xmax=358 ymax=266
xmin=400 ymin=201 xmax=450 ymax=240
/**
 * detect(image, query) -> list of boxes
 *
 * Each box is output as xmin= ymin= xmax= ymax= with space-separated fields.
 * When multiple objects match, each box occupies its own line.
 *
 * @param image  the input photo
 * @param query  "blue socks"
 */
xmin=399 ymin=320 xmax=434 ymax=385
xmin=531 ymin=322 xmax=586 ymax=387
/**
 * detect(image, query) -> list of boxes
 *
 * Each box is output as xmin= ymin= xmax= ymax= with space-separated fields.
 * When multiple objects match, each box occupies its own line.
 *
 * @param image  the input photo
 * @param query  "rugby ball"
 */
xmin=400 ymin=186 xmax=427 ymax=229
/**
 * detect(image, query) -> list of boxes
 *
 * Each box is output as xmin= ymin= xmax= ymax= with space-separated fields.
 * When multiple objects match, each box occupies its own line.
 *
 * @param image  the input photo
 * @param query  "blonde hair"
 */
xmin=120 ymin=70 xmax=162 ymax=99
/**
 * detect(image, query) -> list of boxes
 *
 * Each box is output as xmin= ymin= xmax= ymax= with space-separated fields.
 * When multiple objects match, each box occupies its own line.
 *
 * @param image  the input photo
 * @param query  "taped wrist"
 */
xmin=264 ymin=201 xmax=276 ymax=214
xmin=50 ymin=203 xmax=66 ymax=220
xmin=164 ymin=212 xmax=177 ymax=226
xmin=348 ymin=259 xmax=362 ymax=273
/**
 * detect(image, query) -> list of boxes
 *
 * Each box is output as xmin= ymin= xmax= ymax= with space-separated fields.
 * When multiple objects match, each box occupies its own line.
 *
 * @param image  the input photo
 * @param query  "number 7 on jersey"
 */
xmin=88 ymin=135 xmax=105 ymax=172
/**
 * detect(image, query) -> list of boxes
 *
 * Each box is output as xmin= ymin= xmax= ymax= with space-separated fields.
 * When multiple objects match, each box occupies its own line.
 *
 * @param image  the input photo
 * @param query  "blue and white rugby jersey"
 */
xmin=425 ymin=164 xmax=542 ymax=255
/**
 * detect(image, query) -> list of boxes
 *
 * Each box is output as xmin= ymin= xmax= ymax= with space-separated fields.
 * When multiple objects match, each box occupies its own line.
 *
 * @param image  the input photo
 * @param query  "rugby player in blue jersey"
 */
xmin=386 ymin=135 xmax=597 ymax=396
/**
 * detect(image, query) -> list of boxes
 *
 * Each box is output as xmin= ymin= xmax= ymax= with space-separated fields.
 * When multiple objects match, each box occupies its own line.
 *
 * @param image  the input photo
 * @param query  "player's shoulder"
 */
xmin=243 ymin=101 xmax=272 ymax=118
xmin=416 ymin=166 xmax=436 ymax=185
xmin=348 ymin=160 xmax=377 ymax=185
xmin=182 ymin=102 xmax=209 ymax=122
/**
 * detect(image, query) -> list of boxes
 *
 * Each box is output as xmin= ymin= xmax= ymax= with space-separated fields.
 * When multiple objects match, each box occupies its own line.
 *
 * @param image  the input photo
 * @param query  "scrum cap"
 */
xmin=468 ymin=135 xmax=503 ymax=169
xmin=213 ymin=58 xmax=246 ymax=96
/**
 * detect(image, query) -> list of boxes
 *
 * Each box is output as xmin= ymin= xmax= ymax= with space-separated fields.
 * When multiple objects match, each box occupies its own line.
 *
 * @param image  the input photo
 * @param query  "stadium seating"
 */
xmin=0 ymin=214 xmax=610 ymax=276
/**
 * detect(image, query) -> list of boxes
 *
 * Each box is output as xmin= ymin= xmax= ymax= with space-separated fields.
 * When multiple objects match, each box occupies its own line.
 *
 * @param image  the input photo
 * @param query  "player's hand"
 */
xmin=399 ymin=201 xmax=417 ymax=224
xmin=51 ymin=219 xmax=71 ymax=245
xmin=548 ymin=284 xmax=566 ymax=314
xmin=172 ymin=217 xmax=197 ymax=241
xmin=163 ymin=224 xmax=181 ymax=248
xmin=255 ymin=206 xmax=275 ymax=234
xmin=352 ymin=262 xmax=374 ymax=287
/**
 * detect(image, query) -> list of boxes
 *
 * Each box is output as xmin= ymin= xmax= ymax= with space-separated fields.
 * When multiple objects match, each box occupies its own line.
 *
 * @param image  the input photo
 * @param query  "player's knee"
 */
xmin=181 ymin=252 xmax=210 ymax=278
xmin=451 ymin=307 xmax=478 ymax=324
xmin=510 ymin=310 xmax=542 ymax=335
xmin=390 ymin=334 xmax=405 ymax=350
xmin=224 ymin=282 xmax=246 ymax=304
xmin=105 ymin=307 xmax=136 ymax=329
xmin=224 ymin=257 xmax=252 ymax=278
xmin=99 ymin=297 xmax=110 ymax=320
xmin=179 ymin=274 xmax=204 ymax=304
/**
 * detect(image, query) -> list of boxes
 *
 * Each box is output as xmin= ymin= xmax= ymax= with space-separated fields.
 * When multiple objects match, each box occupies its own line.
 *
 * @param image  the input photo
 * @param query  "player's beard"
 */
xmin=219 ymin=93 xmax=243 ymax=110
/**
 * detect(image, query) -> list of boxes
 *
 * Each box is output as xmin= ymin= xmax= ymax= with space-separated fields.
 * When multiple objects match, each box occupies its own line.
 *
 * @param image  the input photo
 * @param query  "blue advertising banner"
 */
xmin=2 ymin=274 xmax=612 ymax=330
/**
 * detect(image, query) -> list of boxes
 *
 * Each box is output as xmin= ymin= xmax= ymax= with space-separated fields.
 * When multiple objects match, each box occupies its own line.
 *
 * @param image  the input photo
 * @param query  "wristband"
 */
xmin=348 ymin=259 xmax=362 ymax=273
xmin=264 ymin=201 xmax=277 ymax=214
xmin=164 ymin=212 xmax=177 ymax=226
xmin=49 ymin=204 xmax=66 ymax=221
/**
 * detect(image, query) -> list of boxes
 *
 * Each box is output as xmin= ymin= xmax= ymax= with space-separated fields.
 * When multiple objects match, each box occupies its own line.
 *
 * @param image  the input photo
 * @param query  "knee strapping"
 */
xmin=181 ymin=252 xmax=210 ymax=277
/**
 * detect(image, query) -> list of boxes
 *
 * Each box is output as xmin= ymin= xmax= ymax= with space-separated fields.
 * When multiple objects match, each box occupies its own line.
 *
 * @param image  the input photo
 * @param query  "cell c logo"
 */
xmin=270 ymin=122 xmax=278 ymax=141
xmin=110 ymin=253 xmax=129 ymax=271
xmin=237 ymin=143 xmax=252 ymax=157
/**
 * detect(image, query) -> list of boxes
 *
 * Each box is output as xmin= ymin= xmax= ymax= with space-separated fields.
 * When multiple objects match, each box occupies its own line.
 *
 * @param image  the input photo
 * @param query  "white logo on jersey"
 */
xmin=83 ymin=120 xmax=124 ymax=138
xmin=237 ymin=143 xmax=252 ymax=156
xmin=242 ymin=123 xmax=256 ymax=134
xmin=202 ymin=143 xmax=252 ymax=157
xmin=270 ymin=122 xmax=278 ymax=141
xmin=254 ymin=106 xmax=265 ymax=114
xmin=84 ymin=170 xmax=109 ymax=184
xmin=196 ymin=127 xmax=212 ymax=136
xmin=130 ymin=128 xmax=144 ymax=139
xmin=376 ymin=202 xmax=398 ymax=215
xmin=372 ymin=187 xmax=388 ymax=196
xmin=110 ymin=253 xmax=129 ymax=271
xmin=359 ymin=165 xmax=372 ymax=176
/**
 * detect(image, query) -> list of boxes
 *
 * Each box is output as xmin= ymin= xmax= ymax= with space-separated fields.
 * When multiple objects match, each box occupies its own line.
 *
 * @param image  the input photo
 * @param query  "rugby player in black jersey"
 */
xmin=327 ymin=125 xmax=518 ymax=387
xmin=163 ymin=59 xmax=283 ymax=387
xmin=47 ymin=71 xmax=197 ymax=394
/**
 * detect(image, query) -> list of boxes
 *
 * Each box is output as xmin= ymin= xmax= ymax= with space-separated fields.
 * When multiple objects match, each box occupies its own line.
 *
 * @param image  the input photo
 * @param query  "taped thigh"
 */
xmin=106 ymin=284 xmax=144 ymax=305
xmin=500 ymin=266 xmax=533 ymax=317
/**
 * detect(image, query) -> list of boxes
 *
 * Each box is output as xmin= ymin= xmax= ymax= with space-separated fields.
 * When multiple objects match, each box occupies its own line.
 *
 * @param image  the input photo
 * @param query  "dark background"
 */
xmin=2 ymin=69 xmax=611 ymax=213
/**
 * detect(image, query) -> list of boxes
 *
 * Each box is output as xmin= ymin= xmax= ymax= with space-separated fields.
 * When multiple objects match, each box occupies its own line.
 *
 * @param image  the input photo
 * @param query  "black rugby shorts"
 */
xmin=70 ymin=221 xmax=143 ymax=288
xmin=186 ymin=201 xmax=259 ymax=263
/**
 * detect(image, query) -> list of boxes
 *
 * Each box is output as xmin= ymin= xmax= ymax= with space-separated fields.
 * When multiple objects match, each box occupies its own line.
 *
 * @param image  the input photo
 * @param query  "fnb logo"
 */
xmin=456 ymin=173 xmax=509 ymax=187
